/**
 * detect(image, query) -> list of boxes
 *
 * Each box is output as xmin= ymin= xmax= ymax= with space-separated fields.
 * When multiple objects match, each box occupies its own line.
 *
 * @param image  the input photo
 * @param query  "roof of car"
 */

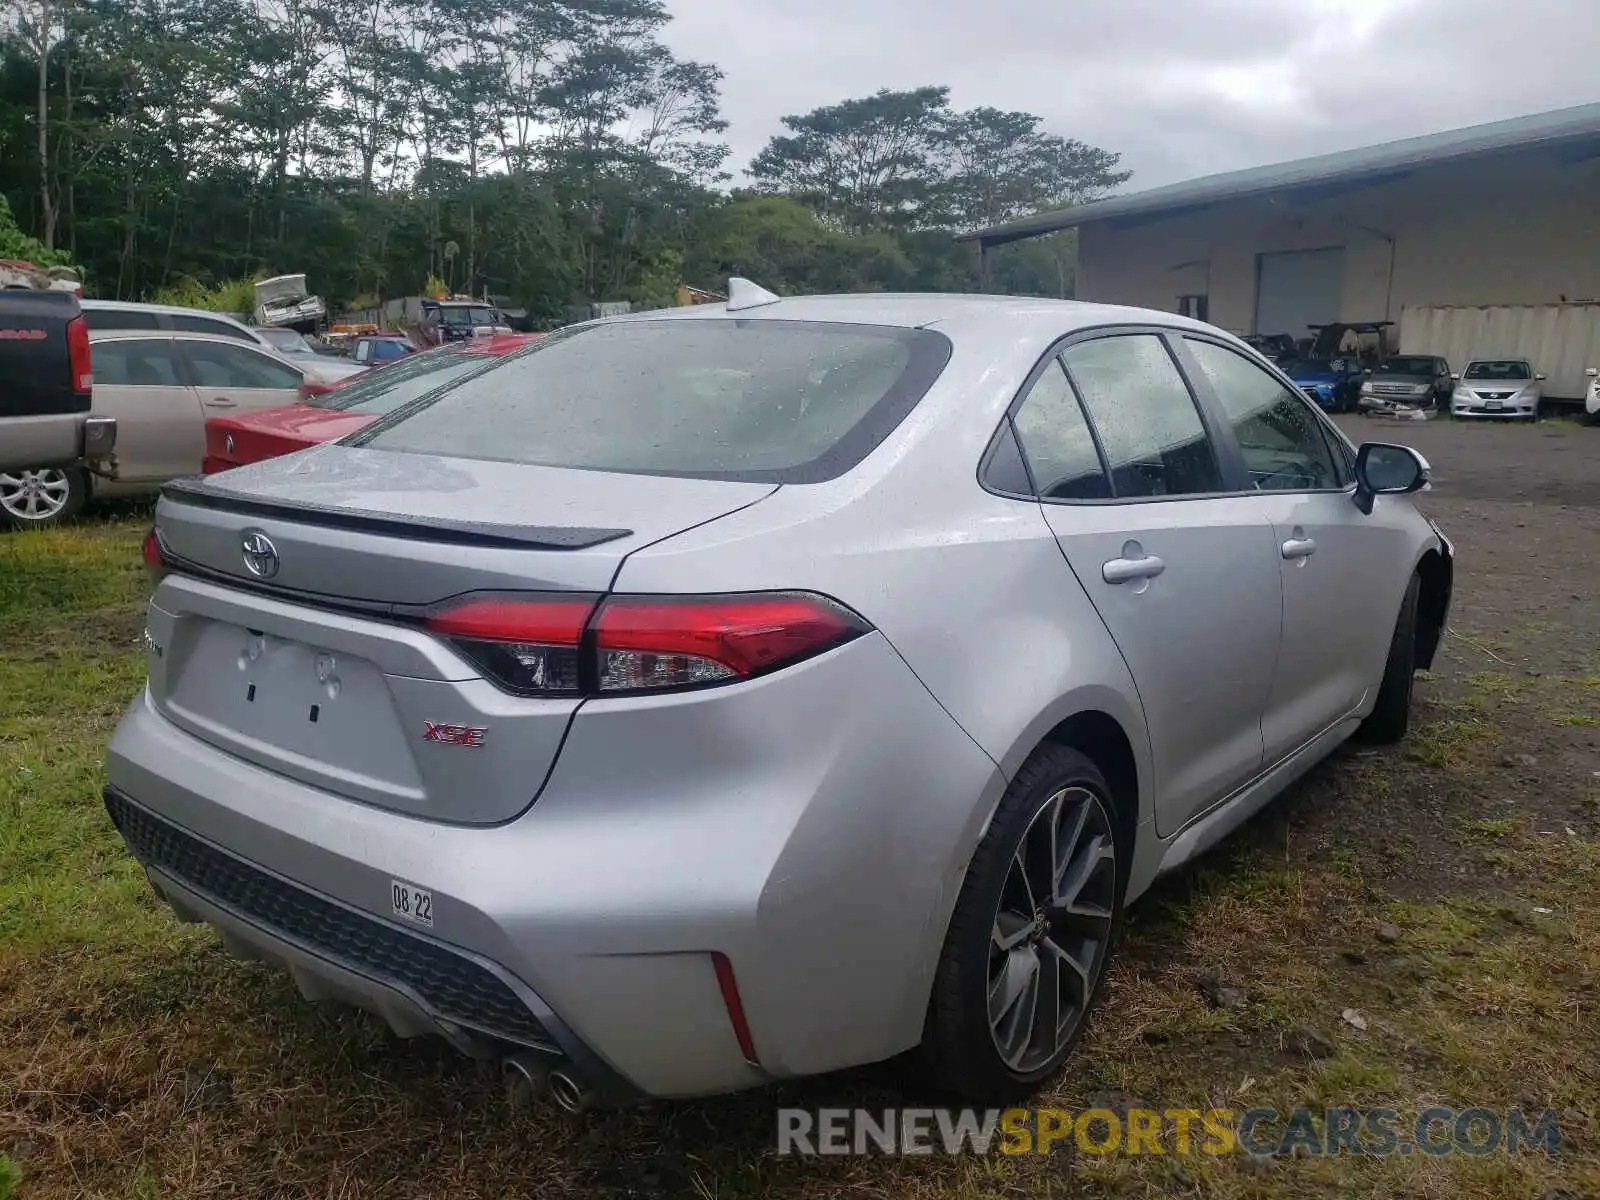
xmin=604 ymin=291 xmax=1225 ymax=341
xmin=80 ymin=298 xmax=254 ymax=325
xmin=86 ymin=327 xmax=301 ymax=362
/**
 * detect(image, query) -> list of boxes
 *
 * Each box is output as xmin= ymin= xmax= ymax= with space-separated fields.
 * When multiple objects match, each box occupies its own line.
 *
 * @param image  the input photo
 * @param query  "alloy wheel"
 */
xmin=0 ymin=469 xmax=72 ymax=522
xmin=988 ymin=786 xmax=1117 ymax=1073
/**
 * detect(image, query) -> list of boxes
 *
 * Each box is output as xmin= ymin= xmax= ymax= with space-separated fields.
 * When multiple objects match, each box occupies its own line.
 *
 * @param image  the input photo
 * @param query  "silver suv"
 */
xmin=107 ymin=288 xmax=1453 ymax=1109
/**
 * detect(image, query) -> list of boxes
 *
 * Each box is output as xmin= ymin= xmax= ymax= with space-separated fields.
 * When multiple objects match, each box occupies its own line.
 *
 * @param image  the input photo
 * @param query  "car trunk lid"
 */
xmin=145 ymin=446 xmax=777 ymax=823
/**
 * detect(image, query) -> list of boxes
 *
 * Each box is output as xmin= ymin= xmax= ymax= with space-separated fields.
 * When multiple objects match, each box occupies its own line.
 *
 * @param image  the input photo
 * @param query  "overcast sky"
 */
xmin=662 ymin=0 xmax=1599 ymax=195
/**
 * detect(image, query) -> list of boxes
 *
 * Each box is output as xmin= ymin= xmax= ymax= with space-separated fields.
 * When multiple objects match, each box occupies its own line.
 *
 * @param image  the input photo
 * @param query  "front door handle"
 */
xmin=1102 ymin=554 xmax=1165 ymax=584
xmin=1282 ymin=536 xmax=1317 ymax=560
xmin=206 ymin=397 xmax=238 ymax=409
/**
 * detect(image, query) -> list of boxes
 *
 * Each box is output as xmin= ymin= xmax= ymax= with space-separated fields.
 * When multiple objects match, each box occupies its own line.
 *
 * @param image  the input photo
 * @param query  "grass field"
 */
xmin=1 ymin=504 xmax=1596 ymax=1200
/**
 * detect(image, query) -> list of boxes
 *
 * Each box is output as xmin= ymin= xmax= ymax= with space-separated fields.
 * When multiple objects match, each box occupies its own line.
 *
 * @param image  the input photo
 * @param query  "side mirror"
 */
xmin=1363 ymin=367 xmax=1373 ymax=375
xmin=1450 ymin=372 xmax=1461 ymax=381
xmin=1587 ymin=367 xmax=1598 ymax=377
xmin=1353 ymin=443 xmax=1429 ymax=515
xmin=1535 ymin=373 xmax=1546 ymax=381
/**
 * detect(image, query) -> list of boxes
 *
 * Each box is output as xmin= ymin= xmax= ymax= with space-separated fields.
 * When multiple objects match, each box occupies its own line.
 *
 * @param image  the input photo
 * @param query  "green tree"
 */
xmin=748 ymin=85 xmax=949 ymax=233
xmin=934 ymin=106 xmax=1129 ymax=230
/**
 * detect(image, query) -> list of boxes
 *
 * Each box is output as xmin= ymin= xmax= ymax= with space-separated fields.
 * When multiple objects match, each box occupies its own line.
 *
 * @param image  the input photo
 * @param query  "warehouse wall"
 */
xmin=1075 ymin=145 xmax=1600 ymax=343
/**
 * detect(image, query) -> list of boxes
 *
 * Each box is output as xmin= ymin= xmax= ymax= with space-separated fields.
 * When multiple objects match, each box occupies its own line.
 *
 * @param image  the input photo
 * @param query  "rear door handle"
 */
xmin=1102 ymin=554 xmax=1165 ymax=584
xmin=1281 ymin=537 xmax=1317 ymax=560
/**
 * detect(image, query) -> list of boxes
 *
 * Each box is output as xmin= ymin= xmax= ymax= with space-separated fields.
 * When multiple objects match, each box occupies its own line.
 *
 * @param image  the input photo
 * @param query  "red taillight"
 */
xmin=66 ymin=314 xmax=92 ymax=394
xmin=419 ymin=590 xmax=870 ymax=698
xmin=141 ymin=526 xmax=168 ymax=585
xmin=591 ymin=593 xmax=869 ymax=692
xmin=423 ymin=593 xmax=598 ymax=697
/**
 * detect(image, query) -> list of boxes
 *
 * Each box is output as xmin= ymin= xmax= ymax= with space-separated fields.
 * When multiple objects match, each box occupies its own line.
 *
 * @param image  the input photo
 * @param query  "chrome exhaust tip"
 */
xmin=503 ymin=1052 xmax=552 ymax=1107
xmin=548 ymin=1067 xmax=595 ymax=1114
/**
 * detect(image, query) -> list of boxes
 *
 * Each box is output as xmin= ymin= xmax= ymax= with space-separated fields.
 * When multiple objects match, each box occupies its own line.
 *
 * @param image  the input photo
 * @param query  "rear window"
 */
xmin=352 ymin=319 xmax=952 ymax=483
xmin=314 ymin=346 xmax=500 ymax=415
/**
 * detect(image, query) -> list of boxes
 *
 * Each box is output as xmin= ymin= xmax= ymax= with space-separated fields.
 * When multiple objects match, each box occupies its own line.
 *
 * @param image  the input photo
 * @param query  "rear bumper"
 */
xmin=105 ymin=632 xmax=1004 ymax=1099
xmin=107 ymin=785 xmax=641 ymax=1104
xmin=0 ymin=412 xmax=115 ymax=472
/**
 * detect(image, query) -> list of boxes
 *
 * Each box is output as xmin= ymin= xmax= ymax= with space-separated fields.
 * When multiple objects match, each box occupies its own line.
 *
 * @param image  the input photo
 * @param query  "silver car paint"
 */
xmin=1451 ymin=361 xmax=1542 ymax=417
xmin=107 ymin=294 xmax=1448 ymax=1099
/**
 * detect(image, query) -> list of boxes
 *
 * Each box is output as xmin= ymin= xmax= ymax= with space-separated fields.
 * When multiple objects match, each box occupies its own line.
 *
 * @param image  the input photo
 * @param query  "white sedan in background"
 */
xmin=1449 ymin=359 xmax=1544 ymax=420
xmin=1586 ymin=366 xmax=1598 ymax=419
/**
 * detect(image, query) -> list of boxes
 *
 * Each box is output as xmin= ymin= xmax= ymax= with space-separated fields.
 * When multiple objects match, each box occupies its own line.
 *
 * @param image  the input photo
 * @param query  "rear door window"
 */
xmin=1010 ymin=358 xmax=1110 ymax=500
xmin=354 ymin=320 xmax=953 ymax=483
xmin=91 ymin=338 xmax=185 ymax=387
xmin=1060 ymin=334 xmax=1225 ymax=498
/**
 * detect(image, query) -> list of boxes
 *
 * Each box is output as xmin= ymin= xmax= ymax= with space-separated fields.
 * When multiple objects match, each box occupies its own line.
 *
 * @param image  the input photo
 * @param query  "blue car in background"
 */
xmin=1280 ymin=321 xmax=1393 ymax=413
xmin=1285 ymin=354 xmax=1363 ymax=413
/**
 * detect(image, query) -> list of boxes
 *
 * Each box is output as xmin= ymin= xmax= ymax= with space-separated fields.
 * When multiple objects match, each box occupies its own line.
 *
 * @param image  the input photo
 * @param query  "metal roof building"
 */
xmin=962 ymin=104 xmax=1600 ymax=397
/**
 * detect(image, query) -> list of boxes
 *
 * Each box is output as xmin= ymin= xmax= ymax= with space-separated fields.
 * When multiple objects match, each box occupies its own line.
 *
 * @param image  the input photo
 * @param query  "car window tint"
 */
xmin=91 ymin=339 xmax=183 ymax=387
xmin=1061 ymin=334 xmax=1223 ymax=498
xmin=183 ymin=341 xmax=302 ymax=389
xmin=358 ymin=320 xmax=951 ymax=484
xmin=169 ymin=314 xmax=255 ymax=342
xmin=83 ymin=307 xmax=160 ymax=330
xmin=1184 ymin=339 xmax=1342 ymax=491
xmin=1011 ymin=358 xmax=1110 ymax=500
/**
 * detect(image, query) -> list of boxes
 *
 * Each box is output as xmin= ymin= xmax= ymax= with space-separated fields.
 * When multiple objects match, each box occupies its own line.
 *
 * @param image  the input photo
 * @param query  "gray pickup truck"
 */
xmin=0 ymin=283 xmax=117 ymax=525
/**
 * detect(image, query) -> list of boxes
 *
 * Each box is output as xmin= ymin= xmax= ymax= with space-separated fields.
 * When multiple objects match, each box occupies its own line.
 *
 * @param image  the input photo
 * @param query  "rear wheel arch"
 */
xmin=1038 ymin=711 xmax=1140 ymax=863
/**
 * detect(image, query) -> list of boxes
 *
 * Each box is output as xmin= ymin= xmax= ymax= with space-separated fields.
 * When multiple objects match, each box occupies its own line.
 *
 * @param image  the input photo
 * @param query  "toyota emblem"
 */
xmin=240 ymin=529 xmax=280 ymax=579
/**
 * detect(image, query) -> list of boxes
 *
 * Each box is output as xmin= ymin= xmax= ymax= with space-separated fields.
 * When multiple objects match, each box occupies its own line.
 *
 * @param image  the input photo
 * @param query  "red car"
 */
xmin=203 ymin=333 xmax=539 ymax=473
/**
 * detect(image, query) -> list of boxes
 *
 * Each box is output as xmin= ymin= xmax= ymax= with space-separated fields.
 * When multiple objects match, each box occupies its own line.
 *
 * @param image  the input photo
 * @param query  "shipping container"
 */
xmin=1400 ymin=303 xmax=1600 ymax=401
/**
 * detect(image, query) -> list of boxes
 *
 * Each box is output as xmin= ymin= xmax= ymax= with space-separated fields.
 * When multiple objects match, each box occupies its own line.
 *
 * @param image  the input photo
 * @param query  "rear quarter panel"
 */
xmin=612 ymin=332 xmax=1157 ymax=1041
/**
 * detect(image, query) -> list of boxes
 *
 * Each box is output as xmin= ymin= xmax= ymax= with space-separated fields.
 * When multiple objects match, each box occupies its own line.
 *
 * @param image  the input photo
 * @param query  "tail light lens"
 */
xmin=424 ymin=594 xmax=598 ymax=697
xmin=592 ymin=593 xmax=869 ymax=693
xmin=421 ymin=591 xmax=870 ymax=698
xmin=141 ymin=526 xmax=168 ymax=585
xmin=66 ymin=314 xmax=92 ymax=394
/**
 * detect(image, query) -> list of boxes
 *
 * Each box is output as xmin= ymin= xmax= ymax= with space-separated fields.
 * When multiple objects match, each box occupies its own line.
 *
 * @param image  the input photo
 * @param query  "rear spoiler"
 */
xmin=160 ymin=475 xmax=632 ymax=551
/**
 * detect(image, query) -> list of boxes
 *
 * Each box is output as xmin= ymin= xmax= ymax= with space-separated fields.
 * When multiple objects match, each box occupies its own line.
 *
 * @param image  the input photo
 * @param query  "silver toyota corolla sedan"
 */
xmin=107 ymin=285 xmax=1454 ymax=1110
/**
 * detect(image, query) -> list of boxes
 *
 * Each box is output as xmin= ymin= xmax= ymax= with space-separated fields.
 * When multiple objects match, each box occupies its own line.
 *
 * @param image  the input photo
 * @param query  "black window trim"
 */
xmin=979 ymin=322 xmax=1254 ymax=507
xmin=1173 ymin=331 xmax=1357 ymax=496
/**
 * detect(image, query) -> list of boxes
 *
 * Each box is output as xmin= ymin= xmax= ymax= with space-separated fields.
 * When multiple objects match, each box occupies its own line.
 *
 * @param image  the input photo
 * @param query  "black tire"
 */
xmin=0 ymin=466 xmax=89 ymax=530
xmin=922 ymin=744 xmax=1126 ymax=1104
xmin=1356 ymin=572 xmax=1421 ymax=744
